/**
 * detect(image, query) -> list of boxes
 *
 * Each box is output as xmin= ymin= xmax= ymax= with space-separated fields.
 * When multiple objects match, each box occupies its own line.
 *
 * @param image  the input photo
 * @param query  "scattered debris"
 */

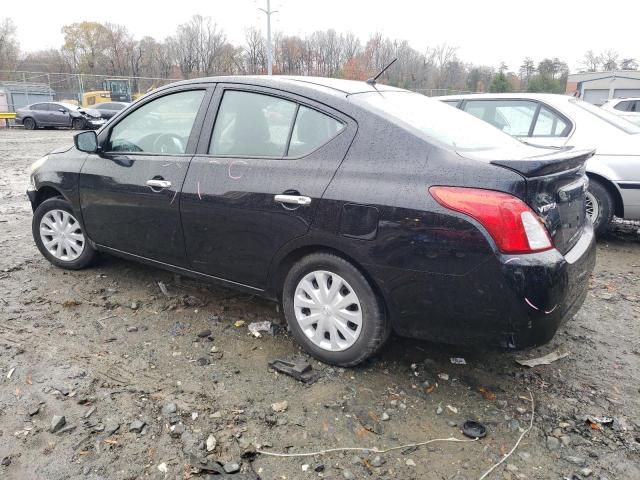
xmin=268 ymin=358 xmax=320 ymax=384
xmin=515 ymin=350 xmax=569 ymax=367
xmin=478 ymin=387 xmax=496 ymax=401
xmin=446 ymin=405 xmax=458 ymax=414
xmin=51 ymin=415 xmax=66 ymax=433
xmin=157 ymin=281 xmax=170 ymax=297
xmin=197 ymin=329 xmax=212 ymax=338
xmin=271 ymin=400 xmax=288 ymax=413
xmin=234 ymin=320 xmax=246 ymax=328
xmin=163 ymin=403 xmax=177 ymax=415
xmin=157 ymin=463 xmax=168 ymax=474
xmin=248 ymin=321 xmax=271 ymax=337
xmin=7 ymin=367 xmax=15 ymax=379
xmin=129 ymin=420 xmax=146 ymax=433
xmin=206 ymin=434 xmax=217 ymax=452
xmin=462 ymin=420 xmax=487 ymax=439
xmin=438 ymin=373 xmax=449 ymax=381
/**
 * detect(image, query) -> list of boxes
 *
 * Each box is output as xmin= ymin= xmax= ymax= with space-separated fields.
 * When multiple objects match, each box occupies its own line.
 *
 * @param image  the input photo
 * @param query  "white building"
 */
xmin=566 ymin=71 xmax=640 ymax=105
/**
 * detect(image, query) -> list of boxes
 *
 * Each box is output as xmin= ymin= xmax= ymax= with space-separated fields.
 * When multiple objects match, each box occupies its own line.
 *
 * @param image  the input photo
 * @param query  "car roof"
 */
xmin=160 ymin=75 xmax=405 ymax=98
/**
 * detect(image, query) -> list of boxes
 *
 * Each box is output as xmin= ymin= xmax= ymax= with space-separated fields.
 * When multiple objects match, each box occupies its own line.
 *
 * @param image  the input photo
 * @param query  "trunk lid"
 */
xmin=460 ymin=146 xmax=594 ymax=255
xmin=491 ymin=147 xmax=594 ymax=255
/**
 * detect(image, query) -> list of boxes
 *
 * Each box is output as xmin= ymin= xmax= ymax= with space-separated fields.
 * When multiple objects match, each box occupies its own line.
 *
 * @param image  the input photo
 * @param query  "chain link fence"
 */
xmin=0 ymin=71 xmax=180 ymax=111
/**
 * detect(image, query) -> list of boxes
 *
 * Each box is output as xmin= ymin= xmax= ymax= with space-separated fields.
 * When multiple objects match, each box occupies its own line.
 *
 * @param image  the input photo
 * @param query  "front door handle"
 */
xmin=274 ymin=194 xmax=312 ymax=206
xmin=146 ymin=179 xmax=171 ymax=190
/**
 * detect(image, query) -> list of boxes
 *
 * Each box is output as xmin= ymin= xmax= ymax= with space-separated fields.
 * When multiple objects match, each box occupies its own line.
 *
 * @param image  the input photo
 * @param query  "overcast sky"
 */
xmin=5 ymin=0 xmax=640 ymax=72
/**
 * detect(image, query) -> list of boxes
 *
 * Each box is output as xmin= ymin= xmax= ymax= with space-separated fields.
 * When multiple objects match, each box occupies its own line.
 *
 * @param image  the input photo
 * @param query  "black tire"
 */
xmin=32 ymin=197 xmax=97 ymax=270
xmin=72 ymin=117 xmax=85 ymax=130
xmin=23 ymin=117 xmax=36 ymax=130
xmin=586 ymin=178 xmax=614 ymax=236
xmin=282 ymin=252 xmax=390 ymax=367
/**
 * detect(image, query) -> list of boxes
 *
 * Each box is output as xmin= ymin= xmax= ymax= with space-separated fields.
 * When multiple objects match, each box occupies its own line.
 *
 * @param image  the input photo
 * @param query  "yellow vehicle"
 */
xmin=82 ymin=90 xmax=111 ymax=107
xmin=82 ymin=79 xmax=132 ymax=107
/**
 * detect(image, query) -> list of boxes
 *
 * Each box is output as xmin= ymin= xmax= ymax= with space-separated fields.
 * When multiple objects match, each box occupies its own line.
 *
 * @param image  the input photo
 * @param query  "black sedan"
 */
xmin=92 ymin=101 xmax=129 ymax=120
xmin=15 ymin=102 xmax=106 ymax=130
xmin=27 ymin=76 xmax=596 ymax=366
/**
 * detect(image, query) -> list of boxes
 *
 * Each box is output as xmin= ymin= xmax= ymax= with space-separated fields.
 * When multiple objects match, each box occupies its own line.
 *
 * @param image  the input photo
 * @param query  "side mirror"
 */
xmin=74 ymin=130 xmax=99 ymax=153
xmin=58 ymin=108 xmax=67 ymax=113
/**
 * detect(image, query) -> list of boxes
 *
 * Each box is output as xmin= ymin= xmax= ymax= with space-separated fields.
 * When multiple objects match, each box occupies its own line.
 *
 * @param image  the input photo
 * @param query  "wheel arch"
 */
xmin=270 ymin=244 xmax=393 ymax=328
xmin=32 ymin=185 xmax=65 ymax=209
xmin=586 ymin=172 xmax=624 ymax=218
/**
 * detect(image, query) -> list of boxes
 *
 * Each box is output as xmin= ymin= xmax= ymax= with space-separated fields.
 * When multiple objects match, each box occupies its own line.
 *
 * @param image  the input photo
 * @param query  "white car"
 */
xmin=436 ymin=93 xmax=640 ymax=234
xmin=600 ymin=98 xmax=640 ymax=126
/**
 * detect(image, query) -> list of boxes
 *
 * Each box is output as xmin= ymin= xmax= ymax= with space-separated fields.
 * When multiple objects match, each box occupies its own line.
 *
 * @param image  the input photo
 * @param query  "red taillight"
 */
xmin=429 ymin=186 xmax=553 ymax=254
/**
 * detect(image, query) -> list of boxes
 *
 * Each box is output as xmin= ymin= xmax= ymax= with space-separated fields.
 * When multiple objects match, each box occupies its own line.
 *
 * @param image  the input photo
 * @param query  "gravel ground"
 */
xmin=1 ymin=128 xmax=639 ymax=480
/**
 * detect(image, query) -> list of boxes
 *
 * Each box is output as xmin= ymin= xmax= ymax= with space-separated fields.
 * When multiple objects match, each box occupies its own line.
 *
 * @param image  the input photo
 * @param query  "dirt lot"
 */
xmin=1 ymin=128 xmax=639 ymax=480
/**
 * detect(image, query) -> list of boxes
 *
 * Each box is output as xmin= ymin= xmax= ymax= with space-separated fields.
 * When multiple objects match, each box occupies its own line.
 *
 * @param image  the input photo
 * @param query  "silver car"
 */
xmin=436 ymin=93 xmax=640 ymax=234
xmin=15 ymin=102 xmax=106 ymax=130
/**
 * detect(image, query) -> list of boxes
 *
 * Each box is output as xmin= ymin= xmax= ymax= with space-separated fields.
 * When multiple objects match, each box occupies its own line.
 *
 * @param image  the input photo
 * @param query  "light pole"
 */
xmin=259 ymin=0 xmax=277 ymax=75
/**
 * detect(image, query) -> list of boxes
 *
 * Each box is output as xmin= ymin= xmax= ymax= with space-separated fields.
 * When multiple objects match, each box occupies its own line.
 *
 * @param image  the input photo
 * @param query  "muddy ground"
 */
xmin=0 ymin=128 xmax=639 ymax=480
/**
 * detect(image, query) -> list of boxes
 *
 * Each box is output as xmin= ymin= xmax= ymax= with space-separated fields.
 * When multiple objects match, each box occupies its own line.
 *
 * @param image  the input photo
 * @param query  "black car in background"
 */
xmin=93 ymin=102 xmax=129 ymax=120
xmin=27 ymin=76 xmax=596 ymax=366
xmin=15 ymin=102 xmax=106 ymax=130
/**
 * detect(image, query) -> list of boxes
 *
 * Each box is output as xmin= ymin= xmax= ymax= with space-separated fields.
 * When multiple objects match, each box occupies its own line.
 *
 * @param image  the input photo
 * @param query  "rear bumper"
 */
xmin=374 ymin=221 xmax=596 ymax=349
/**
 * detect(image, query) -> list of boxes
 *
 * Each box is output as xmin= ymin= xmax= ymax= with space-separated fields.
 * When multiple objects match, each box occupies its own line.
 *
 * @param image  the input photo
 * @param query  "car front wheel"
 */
xmin=23 ymin=117 xmax=36 ymax=130
xmin=32 ymin=197 xmax=96 ymax=270
xmin=282 ymin=252 xmax=390 ymax=366
xmin=585 ymin=179 xmax=614 ymax=236
xmin=72 ymin=117 xmax=85 ymax=130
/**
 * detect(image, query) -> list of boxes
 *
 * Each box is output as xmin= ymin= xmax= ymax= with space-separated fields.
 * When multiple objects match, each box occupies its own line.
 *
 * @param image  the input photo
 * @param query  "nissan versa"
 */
xmin=27 ymin=76 xmax=596 ymax=366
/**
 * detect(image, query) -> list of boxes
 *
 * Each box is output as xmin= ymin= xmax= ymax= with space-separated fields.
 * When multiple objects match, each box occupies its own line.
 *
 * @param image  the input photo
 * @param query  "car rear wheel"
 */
xmin=585 ymin=179 xmax=614 ymax=236
xmin=282 ymin=252 xmax=390 ymax=366
xmin=72 ymin=118 xmax=85 ymax=130
xmin=32 ymin=197 xmax=96 ymax=270
xmin=23 ymin=117 xmax=36 ymax=130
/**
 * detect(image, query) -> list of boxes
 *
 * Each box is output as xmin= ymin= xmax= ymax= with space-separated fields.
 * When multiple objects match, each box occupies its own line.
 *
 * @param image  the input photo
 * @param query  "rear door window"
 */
xmin=463 ymin=100 xmax=537 ymax=136
xmin=209 ymin=90 xmax=297 ymax=157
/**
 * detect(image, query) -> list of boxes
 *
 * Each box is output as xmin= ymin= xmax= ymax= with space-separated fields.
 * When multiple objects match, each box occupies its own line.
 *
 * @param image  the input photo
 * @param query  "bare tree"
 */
xmin=619 ymin=58 xmax=639 ymax=71
xmin=601 ymin=50 xmax=619 ymax=71
xmin=243 ymin=27 xmax=266 ymax=74
xmin=0 ymin=18 xmax=19 ymax=70
xmin=580 ymin=50 xmax=601 ymax=72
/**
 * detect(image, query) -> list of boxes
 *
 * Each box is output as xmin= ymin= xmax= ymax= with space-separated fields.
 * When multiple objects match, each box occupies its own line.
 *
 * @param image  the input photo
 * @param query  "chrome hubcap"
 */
xmin=585 ymin=191 xmax=599 ymax=224
xmin=39 ymin=209 xmax=85 ymax=261
xmin=294 ymin=270 xmax=363 ymax=352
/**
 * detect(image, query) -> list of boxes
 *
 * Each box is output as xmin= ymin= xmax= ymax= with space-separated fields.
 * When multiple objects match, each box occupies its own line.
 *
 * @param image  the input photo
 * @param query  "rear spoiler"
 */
xmin=491 ymin=148 xmax=595 ymax=178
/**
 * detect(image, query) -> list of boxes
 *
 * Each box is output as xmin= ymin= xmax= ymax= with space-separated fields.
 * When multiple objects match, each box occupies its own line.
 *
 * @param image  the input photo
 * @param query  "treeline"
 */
xmin=1 ymin=16 xmax=638 ymax=94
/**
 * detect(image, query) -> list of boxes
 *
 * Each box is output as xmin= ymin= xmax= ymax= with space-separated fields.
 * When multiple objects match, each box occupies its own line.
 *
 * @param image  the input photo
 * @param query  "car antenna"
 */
xmin=366 ymin=58 xmax=398 ymax=86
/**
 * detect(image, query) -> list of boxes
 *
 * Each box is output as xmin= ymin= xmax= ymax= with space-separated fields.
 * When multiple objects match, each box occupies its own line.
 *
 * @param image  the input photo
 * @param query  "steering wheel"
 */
xmin=152 ymin=133 xmax=185 ymax=154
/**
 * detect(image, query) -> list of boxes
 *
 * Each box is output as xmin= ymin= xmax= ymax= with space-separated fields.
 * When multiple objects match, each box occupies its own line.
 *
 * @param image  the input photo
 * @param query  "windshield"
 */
xmin=350 ymin=91 xmax=527 ymax=151
xmin=570 ymin=98 xmax=640 ymax=134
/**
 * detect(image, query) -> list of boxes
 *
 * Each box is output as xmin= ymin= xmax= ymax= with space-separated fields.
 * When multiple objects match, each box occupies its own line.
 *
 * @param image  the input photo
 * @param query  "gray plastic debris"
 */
xmin=268 ymin=358 xmax=320 ymax=384
xmin=248 ymin=321 xmax=271 ymax=338
xmin=516 ymin=350 xmax=569 ymax=367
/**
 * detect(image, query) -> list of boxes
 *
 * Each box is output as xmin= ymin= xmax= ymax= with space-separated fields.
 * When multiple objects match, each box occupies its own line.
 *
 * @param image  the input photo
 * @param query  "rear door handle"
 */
xmin=146 ymin=179 xmax=171 ymax=189
xmin=274 ymin=194 xmax=312 ymax=206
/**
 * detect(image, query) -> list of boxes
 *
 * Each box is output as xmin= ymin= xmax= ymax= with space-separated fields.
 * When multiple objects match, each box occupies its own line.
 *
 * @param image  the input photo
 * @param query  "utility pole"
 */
xmin=259 ymin=0 xmax=277 ymax=75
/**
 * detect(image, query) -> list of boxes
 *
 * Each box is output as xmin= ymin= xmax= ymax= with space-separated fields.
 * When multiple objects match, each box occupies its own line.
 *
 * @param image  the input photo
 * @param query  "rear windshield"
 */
xmin=350 ymin=91 xmax=527 ymax=151
xmin=570 ymin=98 xmax=640 ymax=134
